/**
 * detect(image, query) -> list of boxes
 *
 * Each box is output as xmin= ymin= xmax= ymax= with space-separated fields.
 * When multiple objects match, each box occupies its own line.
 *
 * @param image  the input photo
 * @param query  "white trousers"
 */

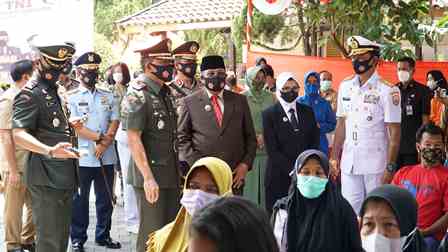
xmin=117 ymin=141 xmax=140 ymax=229
xmin=341 ymin=172 xmax=383 ymax=216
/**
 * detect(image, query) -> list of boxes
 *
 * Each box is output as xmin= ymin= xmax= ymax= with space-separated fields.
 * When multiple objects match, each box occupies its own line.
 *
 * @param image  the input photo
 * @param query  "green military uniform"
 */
xmin=12 ymin=43 xmax=77 ymax=252
xmin=122 ymin=39 xmax=180 ymax=252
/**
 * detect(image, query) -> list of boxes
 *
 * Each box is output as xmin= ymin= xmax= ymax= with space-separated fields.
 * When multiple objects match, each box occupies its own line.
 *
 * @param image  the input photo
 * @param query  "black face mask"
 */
xmin=352 ymin=56 xmax=374 ymax=74
xmin=151 ymin=64 xmax=174 ymax=82
xmin=61 ymin=61 xmax=73 ymax=75
xmin=39 ymin=63 xmax=61 ymax=86
xmin=204 ymin=76 xmax=226 ymax=92
xmin=176 ymin=63 xmax=197 ymax=79
xmin=80 ymin=70 xmax=98 ymax=87
xmin=420 ymin=147 xmax=444 ymax=166
xmin=280 ymin=90 xmax=298 ymax=103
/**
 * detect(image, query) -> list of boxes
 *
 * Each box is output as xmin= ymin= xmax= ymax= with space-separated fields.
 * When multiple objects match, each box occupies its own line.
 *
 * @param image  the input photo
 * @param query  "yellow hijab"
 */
xmin=146 ymin=157 xmax=233 ymax=252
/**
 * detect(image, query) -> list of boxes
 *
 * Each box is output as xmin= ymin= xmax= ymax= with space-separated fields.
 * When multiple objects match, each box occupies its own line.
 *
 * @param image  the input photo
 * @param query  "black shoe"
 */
xmin=22 ymin=243 xmax=35 ymax=252
xmin=95 ymin=237 xmax=121 ymax=249
xmin=72 ymin=242 xmax=85 ymax=252
xmin=7 ymin=248 xmax=24 ymax=252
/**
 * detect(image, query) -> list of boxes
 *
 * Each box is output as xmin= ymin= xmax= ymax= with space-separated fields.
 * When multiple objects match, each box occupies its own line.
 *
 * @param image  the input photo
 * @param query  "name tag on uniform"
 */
xmin=100 ymin=96 xmax=109 ymax=105
xmin=406 ymin=105 xmax=413 ymax=116
xmin=77 ymin=102 xmax=89 ymax=114
xmin=363 ymin=94 xmax=379 ymax=104
xmin=342 ymin=97 xmax=351 ymax=101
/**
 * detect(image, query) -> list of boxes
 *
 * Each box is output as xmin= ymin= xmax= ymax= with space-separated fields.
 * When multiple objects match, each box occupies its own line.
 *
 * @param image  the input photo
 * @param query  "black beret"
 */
xmin=74 ymin=52 xmax=102 ymax=69
xmin=200 ymin=55 xmax=225 ymax=72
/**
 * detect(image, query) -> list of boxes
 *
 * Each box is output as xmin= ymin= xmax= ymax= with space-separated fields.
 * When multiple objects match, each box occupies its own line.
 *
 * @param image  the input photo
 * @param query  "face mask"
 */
xmin=39 ymin=63 xmax=62 ymax=86
xmin=61 ymin=61 xmax=72 ymax=75
xmin=427 ymin=80 xmax=438 ymax=90
xmin=151 ymin=64 xmax=174 ymax=82
xmin=204 ymin=76 xmax=226 ymax=92
xmin=177 ymin=63 xmax=197 ymax=79
xmin=398 ymin=70 xmax=410 ymax=83
xmin=80 ymin=70 xmax=98 ymax=87
xmin=420 ymin=147 xmax=444 ymax=166
xmin=113 ymin=73 xmax=123 ymax=83
xmin=252 ymin=80 xmax=265 ymax=90
xmin=296 ymin=174 xmax=328 ymax=199
xmin=280 ymin=90 xmax=298 ymax=103
xmin=180 ymin=189 xmax=219 ymax=216
xmin=352 ymin=56 xmax=374 ymax=74
xmin=320 ymin=80 xmax=332 ymax=92
xmin=305 ymin=83 xmax=320 ymax=96
xmin=362 ymin=232 xmax=406 ymax=252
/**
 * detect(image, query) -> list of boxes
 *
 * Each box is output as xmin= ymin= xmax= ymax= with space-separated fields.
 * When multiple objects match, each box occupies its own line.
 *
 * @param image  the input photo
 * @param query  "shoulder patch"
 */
xmin=122 ymin=89 xmax=146 ymax=113
xmin=342 ymin=74 xmax=355 ymax=82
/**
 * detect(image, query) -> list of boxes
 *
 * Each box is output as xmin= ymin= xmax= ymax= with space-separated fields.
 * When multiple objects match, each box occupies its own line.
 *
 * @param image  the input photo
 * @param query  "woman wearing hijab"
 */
xmin=262 ymin=72 xmax=320 ymax=213
xmin=242 ymin=66 xmax=275 ymax=208
xmin=272 ymin=149 xmax=362 ymax=252
xmin=256 ymin=57 xmax=268 ymax=66
xmin=427 ymin=70 xmax=448 ymax=126
xmin=298 ymin=71 xmax=336 ymax=155
xmin=146 ymin=157 xmax=233 ymax=252
xmin=360 ymin=184 xmax=427 ymax=252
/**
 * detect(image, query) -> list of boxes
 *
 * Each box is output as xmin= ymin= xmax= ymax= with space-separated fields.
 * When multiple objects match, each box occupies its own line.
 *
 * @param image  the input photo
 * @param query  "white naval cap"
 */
xmin=346 ymin=36 xmax=382 ymax=57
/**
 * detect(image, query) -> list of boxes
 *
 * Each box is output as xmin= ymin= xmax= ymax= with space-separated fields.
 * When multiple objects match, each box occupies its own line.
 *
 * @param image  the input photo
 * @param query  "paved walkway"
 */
xmin=0 ymin=184 xmax=138 ymax=251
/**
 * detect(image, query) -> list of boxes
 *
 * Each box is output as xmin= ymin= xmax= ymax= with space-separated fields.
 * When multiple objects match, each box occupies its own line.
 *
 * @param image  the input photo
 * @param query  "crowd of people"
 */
xmin=2 ymin=34 xmax=448 ymax=252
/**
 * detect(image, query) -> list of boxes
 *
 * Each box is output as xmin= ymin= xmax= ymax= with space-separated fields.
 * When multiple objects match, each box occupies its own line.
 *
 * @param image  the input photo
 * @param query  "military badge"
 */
xmin=58 ymin=48 xmax=68 ymax=59
xmin=283 ymin=117 xmax=288 ymax=122
xmin=190 ymin=44 xmax=198 ymax=53
xmin=204 ymin=105 xmax=212 ymax=112
xmin=88 ymin=53 xmax=94 ymax=63
xmin=391 ymin=91 xmax=400 ymax=106
xmin=53 ymin=118 xmax=60 ymax=127
xmin=366 ymin=116 xmax=373 ymax=121
xmin=157 ymin=120 xmax=165 ymax=130
xmin=348 ymin=37 xmax=359 ymax=50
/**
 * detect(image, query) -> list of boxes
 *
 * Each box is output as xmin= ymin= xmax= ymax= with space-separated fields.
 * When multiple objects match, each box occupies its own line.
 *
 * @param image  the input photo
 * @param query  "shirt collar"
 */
xmin=205 ymin=88 xmax=224 ymax=100
xmin=355 ymin=71 xmax=379 ymax=90
xmin=279 ymin=99 xmax=296 ymax=114
xmin=79 ymin=84 xmax=95 ymax=94
xmin=141 ymin=74 xmax=163 ymax=94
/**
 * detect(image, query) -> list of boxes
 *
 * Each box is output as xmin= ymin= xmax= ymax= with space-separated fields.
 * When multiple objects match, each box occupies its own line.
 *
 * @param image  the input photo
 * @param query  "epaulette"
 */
xmin=131 ymin=80 xmax=147 ymax=91
xmin=66 ymin=87 xmax=80 ymax=96
xmin=342 ymin=74 xmax=355 ymax=82
xmin=379 ymin=78 xmax=394 ymax=88
xmin=96 ymin=83 xmax=112 ymax=93
xmin=23 ymin=80 xmax=38 ymax=91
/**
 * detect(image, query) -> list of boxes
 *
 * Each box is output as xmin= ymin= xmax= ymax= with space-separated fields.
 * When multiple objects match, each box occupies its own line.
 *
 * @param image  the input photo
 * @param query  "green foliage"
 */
xmin=184 ymin=29 xmax=228 ymax=58
xmin=94 ymin=0 xmax=152 ymax=40
xmin=94 ymin=33 xmax=114 ymax=73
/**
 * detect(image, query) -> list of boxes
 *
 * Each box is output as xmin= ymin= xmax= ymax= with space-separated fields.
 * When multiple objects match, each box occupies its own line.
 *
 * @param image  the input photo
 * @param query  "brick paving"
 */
xmin=0 ymin=186 xmax=138 ymax=251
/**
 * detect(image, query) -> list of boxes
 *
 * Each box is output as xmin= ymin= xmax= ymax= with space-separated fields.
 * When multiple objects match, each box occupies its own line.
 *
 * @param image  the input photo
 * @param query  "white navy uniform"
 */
xmin=337 ymin=72 xmax=401 ymax=214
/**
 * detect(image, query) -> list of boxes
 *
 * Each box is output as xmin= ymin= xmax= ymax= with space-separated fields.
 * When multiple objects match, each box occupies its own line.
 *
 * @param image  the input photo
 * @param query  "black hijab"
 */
xmin=360 ymin=185 xmax=427 ymax=252
xmin=286 ymin=150 xmax=362 ymax=252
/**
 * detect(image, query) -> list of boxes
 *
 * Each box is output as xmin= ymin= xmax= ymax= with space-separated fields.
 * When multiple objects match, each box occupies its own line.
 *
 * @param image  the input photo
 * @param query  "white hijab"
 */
xmin=276 ymin=72 xmax=300 ymax=104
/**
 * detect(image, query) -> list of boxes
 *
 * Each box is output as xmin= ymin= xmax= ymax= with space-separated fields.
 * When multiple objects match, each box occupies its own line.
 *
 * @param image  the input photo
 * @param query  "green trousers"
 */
xmin=28 ymin=185 xmax=73 ymax=252
xmin=134 ymin=187 xmax=180 ymax=252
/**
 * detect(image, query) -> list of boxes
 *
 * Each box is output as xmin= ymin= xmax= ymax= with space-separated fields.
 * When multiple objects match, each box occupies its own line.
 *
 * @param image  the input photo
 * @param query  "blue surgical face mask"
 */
xmin=305 ymin=83 xmax=320 ymax=96
xmin=296 ymin=174 xmax=328 ymax=199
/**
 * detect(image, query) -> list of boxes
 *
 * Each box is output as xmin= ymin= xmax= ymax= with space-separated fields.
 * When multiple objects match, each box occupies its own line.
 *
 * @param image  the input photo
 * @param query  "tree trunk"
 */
xmin=311 ymin=25 xmax=318 ymax=56
xmin=415 ymin=44 xmax=423 ymax=60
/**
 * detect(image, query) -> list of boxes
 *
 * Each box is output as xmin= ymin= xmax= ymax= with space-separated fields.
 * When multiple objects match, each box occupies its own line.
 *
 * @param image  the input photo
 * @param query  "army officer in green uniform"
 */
xmin=12 ymin=42 xmax=80 ymax=252
xmin=122 ymin=38 xmax=180 ymax=252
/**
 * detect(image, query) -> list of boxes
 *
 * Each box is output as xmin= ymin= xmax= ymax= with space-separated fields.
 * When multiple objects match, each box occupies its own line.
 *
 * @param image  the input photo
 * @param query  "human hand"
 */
xmin=95 ymin=144 xmax=108 ymax=159
xmin=8 ymin=171 xmax=20 ymax=188
xmin=69 ymin=117 xmax=84 ymax=130
xmin=50 ymin=142 xmax=79 ymax=159
xmin=143 ymin=178 xmax=159 ymax=204
xmin=99 ymin=134 xmax=114 ymax=147
xmin=329 ymin=158 xmax=340 ymax=180
xmin=233 ymin=163 xmax=249 ymax=189
xmin=256 ymin=134 xmax=265 ymax=149
xmin=381 ymin=170 xmax=394 ymax=184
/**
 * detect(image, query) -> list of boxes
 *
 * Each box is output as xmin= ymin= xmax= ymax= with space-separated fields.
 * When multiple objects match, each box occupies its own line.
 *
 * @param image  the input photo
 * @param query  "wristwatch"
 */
xmin=386 ymin=163 xmax=398 ymax=173
xmin=95 ymin=133 xmax=105 ymax=144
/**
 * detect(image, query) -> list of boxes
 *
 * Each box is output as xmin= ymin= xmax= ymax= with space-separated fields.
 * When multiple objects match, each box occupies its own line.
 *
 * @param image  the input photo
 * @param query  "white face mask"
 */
xmin=180 ymin=189 xmax=219 ymax=216
xmin=398 ymin=70 xmax=410 ymax=83
xmin=113 ymin=73 xmax=123 ymax=83
xmin=362 ymin=233 xmax=406 ymax=252
xmin=320 ymin=80 xmax=332 ymax=92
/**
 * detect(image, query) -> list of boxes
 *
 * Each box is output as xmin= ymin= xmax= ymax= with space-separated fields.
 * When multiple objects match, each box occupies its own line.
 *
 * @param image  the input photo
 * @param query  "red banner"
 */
xmin=248 ymin=50 xmax=448 ymax=89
